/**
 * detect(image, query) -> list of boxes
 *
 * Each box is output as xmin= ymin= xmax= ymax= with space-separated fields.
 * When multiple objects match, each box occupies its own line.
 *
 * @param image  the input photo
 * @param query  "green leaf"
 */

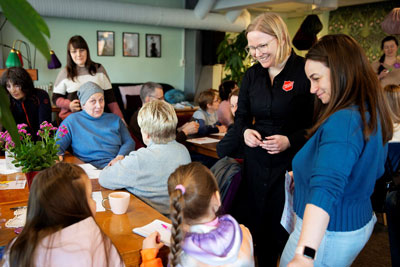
xmin=0 ymin=0 xmax=51 ymax=60
xmin=0 ymin=86 xmax=20 ymax=147
xmin=216 ymin=31 xmax=249 ymax=84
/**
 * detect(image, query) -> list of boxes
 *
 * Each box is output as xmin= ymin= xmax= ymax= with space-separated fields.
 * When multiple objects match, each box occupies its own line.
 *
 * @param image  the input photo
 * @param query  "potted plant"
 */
xmin=216 ymin=30 xmax=252 ymax=85
xmin=0 ymin=122 xmax=68 ymax=187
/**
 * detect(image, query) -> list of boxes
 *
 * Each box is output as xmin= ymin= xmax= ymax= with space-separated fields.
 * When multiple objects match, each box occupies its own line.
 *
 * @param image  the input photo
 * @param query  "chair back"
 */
xmin=210 ymin=157 xmax=242 ymax=214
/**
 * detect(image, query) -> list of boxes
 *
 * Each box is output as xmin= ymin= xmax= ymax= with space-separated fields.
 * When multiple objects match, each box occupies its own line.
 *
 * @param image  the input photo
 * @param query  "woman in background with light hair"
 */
xmin=231 ymin=12 xmax=314 ymax=266
xmin=99 ymin=100 xmax=191 ymax=216
xmin=384 ymin=84 xmax=400 ymax=142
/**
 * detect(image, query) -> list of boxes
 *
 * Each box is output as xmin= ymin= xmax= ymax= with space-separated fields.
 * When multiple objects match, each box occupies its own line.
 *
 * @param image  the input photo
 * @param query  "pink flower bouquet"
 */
xmin=0 ymin=121 xmax=68 ymax=173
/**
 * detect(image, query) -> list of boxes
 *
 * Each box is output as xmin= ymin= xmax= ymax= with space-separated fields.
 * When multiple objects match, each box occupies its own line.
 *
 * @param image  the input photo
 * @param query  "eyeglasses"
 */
xmin=245 ymin=39 xmax=276 ymax=55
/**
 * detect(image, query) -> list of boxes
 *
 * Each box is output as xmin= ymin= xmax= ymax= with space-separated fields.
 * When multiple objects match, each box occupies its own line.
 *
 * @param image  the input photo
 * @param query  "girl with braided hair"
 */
xmin=140 ymin=162 xmax=254 ymax=267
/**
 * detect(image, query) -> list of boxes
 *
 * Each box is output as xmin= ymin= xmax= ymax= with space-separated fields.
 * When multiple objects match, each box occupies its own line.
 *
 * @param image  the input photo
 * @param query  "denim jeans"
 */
xmin=279 ymin=214 xmax=376 ymax=267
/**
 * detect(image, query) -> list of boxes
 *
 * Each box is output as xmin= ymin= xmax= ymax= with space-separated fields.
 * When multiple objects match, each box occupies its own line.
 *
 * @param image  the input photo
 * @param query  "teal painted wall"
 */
xmin=0 ymin=0 xmax=186 ymax=89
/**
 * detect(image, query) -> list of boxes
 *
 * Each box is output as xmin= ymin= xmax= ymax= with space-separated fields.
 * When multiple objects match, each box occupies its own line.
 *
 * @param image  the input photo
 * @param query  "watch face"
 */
xmin=304 ymin=246 xmax=316 ymax=259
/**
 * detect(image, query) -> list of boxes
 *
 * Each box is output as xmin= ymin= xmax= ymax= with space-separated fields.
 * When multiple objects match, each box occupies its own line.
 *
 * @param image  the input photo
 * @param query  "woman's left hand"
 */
xmin=288 ymin=254 xmax=314 ymax=267
xmin=259 ymin=135 xmax=290 ymax=154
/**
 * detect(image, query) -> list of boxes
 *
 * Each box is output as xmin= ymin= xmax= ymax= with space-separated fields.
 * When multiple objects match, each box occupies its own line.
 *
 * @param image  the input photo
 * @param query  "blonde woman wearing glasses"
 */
xmin=232 ymin=12 xmax=314 ymax=266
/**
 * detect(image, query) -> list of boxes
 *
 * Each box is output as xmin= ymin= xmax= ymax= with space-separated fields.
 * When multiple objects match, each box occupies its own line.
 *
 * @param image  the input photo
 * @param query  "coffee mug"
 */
xmin=102 ymin=192 xmax=130 ymax=215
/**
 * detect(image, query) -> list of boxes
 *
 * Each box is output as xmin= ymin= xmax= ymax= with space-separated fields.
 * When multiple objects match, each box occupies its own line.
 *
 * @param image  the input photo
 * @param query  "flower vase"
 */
xmin=25 ymin=171 xmax=39 ymax=189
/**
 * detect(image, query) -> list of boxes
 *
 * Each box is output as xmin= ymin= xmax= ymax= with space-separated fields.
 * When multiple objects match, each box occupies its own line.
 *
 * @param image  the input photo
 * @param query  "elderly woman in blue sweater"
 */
xmin=56 ymin=82 xmax=135 ymax=168
xmin=279 ymin=34 xmax=393 ymax=267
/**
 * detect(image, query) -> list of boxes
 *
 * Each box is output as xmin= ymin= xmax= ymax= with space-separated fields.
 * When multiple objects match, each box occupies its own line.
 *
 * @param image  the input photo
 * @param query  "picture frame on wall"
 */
xmin=123 ymin=32 xmax=139 ymax=57
xmin=146 ymin=34 xmax=161 ymax=58
xmin=97 ymin=31 xmax=115 ymax=56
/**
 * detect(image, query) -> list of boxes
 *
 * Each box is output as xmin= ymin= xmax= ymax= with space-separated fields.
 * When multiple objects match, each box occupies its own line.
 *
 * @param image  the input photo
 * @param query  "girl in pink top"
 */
xmin=3 ymin=163 xmax=123 ymax=267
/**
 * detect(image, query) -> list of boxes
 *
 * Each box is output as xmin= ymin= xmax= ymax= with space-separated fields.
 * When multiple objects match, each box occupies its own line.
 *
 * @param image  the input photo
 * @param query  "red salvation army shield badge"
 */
xmin=282 ymin=81 xmax=294 ymax=92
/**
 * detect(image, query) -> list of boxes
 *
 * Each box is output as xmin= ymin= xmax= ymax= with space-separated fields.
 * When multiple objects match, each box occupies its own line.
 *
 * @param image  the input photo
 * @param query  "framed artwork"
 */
xmin=97 ymin=31 xmax=115 ymax=56
xmin=146 ymin=34 xmax=161 ymax=58
xmin=123 ymin=32 xmax=139 ymax=57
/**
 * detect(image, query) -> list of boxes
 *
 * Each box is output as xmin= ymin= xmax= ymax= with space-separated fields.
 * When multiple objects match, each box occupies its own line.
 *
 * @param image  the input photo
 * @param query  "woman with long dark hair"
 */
xmin=0 ymin=67 xmax=51 ymax=139
xmin=280 ymin=34 xmax=393 ymax=267
xmin=53 ymin=35 xmax=124 ymax=121
xmin=2 ymin=162 xmax=123 ymax=266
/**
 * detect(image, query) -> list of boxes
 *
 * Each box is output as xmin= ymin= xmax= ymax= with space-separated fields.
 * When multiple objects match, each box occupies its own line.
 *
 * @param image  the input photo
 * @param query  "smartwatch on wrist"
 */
xmin=295 ymin=246 xmax=316 ymax=260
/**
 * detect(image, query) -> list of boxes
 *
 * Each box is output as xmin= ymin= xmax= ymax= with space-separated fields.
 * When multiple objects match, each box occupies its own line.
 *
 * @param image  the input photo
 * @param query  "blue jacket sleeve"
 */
xmin=197 ymin=119 xmax=219 ymax=136
xmin=307 ymin=110 xmax=364 ymax=216
xmin=117 ymin=120 xmax=136 ymax=155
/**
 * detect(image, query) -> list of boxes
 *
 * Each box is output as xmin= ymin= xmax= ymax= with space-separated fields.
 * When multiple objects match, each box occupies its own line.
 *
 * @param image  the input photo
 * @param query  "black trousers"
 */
xmin=232 ymin=146 xmax=290 ymax=267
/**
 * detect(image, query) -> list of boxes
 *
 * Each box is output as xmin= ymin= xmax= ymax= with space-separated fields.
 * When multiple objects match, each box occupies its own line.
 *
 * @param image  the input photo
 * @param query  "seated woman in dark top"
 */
xmin=1 ymin=67 xmax=52 ymax=139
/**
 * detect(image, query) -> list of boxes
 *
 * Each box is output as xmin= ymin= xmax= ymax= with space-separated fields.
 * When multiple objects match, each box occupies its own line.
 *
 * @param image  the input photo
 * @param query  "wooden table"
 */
xmin=0 ymin=155 xmax=170 ymax=266
xmin=185 ymin=134 xmax=223 ymax=159
xmin=174 ymin=106 xmax=198 ymax=117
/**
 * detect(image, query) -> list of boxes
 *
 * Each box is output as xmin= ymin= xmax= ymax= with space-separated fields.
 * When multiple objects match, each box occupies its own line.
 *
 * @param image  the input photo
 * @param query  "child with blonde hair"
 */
xmin=140 ymin=162 xmax=254 ymax=267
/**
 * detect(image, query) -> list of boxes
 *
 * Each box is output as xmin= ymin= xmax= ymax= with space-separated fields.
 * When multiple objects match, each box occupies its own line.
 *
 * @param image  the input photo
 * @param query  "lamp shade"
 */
xmin=16 ymin=50 xmax=24 ymax=67
xmin=48 ymin=50 xmax=62 ymax=69
xmin=292 ymin=14 xmax=323 ymax=51
xmin=5 ymin=49 xmax=22 ymax=68
xmin=381 ymin=8 xmax=400 ymax=35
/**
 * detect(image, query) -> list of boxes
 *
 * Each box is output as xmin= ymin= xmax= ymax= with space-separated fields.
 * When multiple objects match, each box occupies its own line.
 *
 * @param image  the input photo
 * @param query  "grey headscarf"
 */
xmin=77 ymin=81 xmax=104 ymax=105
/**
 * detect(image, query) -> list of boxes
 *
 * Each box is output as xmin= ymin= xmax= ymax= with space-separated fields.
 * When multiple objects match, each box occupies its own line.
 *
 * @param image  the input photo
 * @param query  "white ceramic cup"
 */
xmin=102 ymin=192 xmax=130 ymax=215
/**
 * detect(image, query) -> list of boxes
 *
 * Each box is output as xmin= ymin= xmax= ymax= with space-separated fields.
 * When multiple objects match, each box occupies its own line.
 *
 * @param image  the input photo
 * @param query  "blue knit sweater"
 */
xmin=293 ymin=108 xmax=387 ymax=231
xmin=56 ymin=111 xmax=135 ymax=169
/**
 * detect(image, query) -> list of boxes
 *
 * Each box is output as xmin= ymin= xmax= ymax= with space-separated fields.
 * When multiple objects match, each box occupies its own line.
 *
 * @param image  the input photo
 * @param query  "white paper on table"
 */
xmin=92 ymin=191 xmax=106 ymax=212
xmin=280 ymin=171 xmax=295 ymax=234
xmin=0 ymin=159 xmax=20 ymax=174
xmin=133 ymin=219 xmax=172 ymax=247
xmin=0 ymin=180 xmax=26 ymax=190
xmin=6 ymin=207 xmax=27 ymax=228
xmin=210 ymin=132 xmax=226 ymax=137
xmin=79 ymin=163 xmax=101 ymax=179
xmin=186 ymin=137 xmax=220 ymax=144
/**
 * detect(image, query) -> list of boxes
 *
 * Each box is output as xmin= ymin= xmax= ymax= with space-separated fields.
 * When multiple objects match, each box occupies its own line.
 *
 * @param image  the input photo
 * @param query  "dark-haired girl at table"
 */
xmin=0 ymin=67 xmax=51 ymax=139
xmin=2 ymin=162 xmax=123 ymax=266
xmin=53 ymin=35 xmax=124 ymax=121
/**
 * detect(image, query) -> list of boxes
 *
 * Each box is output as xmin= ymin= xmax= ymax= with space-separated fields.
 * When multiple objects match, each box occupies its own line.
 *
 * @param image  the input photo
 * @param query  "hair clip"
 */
xmin=175 ymin=184 xmax=186 ymax=195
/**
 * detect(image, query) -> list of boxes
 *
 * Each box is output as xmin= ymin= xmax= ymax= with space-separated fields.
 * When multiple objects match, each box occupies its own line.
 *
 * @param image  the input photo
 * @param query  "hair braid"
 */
xmin=169 ymin=191 xmax=185 ymax=267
